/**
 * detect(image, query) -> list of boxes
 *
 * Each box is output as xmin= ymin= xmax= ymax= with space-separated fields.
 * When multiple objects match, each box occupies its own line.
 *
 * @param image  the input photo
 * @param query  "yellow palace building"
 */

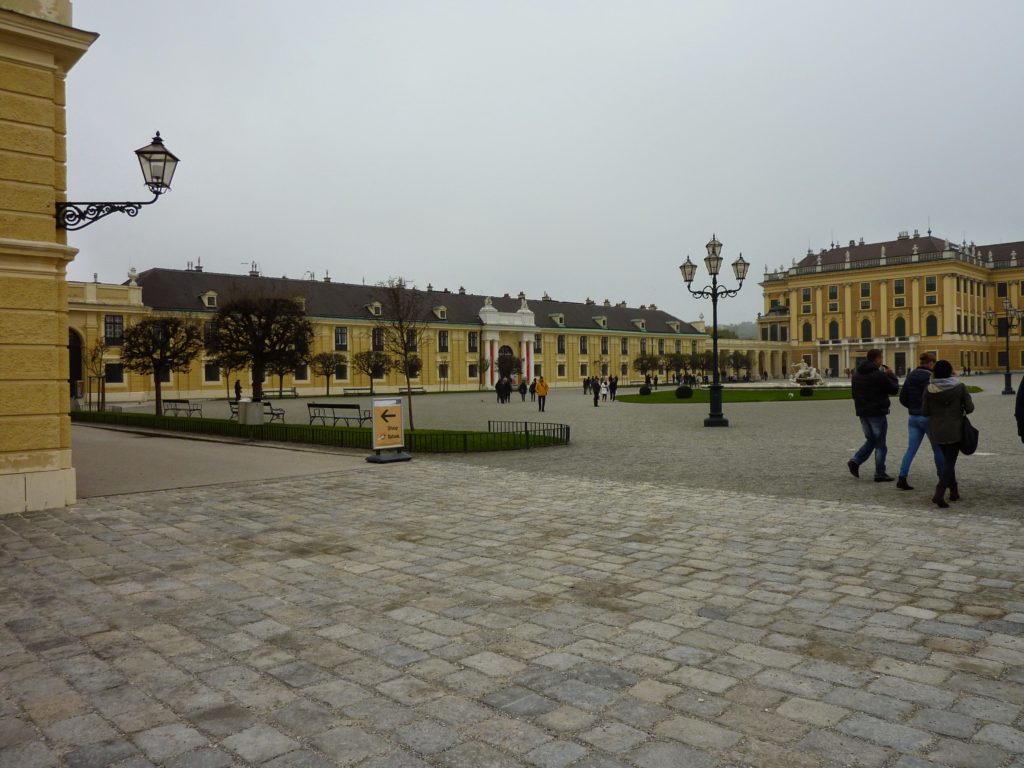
xmin=68 ymin=266 xmax=717 ymax=401
xmin=758 ymin=230 xmax=1024 ymax=378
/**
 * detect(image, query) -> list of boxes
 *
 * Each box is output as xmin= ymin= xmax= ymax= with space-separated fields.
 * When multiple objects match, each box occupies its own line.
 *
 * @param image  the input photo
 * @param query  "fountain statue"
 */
xmin=789 ymin=360 xmax=825 ymax=386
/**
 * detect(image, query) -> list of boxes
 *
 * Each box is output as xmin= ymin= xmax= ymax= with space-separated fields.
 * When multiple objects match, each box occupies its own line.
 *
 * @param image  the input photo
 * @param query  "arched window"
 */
xmin=802 ymin=322 xmax=813 ymax=342
xmin=828 ymin=320 xmax=840 ymax=340
xmin=860 ymin=318 xmax=872 ymax=339
xmin=925 ymin=315 xmax=938 ymax=337
xmin=894 ymin=316 xmax=906 ymax=337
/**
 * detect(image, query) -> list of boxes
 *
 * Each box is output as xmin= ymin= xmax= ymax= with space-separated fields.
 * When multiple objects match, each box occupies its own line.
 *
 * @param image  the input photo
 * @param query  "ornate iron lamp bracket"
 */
xmin=56 ymin=195 xmax=159 ymax=231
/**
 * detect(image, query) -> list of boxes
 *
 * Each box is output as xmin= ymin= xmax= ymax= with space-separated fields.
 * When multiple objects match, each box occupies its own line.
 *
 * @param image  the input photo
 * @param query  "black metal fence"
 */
xmin=71 ymin=411 xmax=569 ymax=453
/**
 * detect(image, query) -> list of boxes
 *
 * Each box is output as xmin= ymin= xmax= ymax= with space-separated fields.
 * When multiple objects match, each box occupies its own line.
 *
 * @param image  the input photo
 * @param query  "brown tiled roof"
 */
xmin=796 ymin=234 xmax=951 ymax=268
xmin=130 ymin=268 xmax=701 ymax=335
xmin=975 ymin=241 xmax=1024 ymax=264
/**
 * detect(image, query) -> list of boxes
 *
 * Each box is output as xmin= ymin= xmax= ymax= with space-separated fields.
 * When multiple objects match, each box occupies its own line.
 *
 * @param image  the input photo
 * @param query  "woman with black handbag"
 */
xmin=921 ymin=360 xmax=975 ymax=508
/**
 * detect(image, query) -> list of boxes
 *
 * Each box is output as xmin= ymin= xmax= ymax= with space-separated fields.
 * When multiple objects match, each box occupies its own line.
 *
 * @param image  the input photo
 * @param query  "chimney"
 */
xmin=849 ymin=240 xmax=856 ymax=247
xmin=585 ymin=297 xmax=594 ymax=305
xmin=458 ymin=286 xmax=465 ymax=295
xmin=426 ymin=283 xmax=433 ymax=291
xmin=503 ymin=293 xmax=510 ymax=298
xmin=542 ymin=292 xmax=551 ymax=301
xmin=897 ymin=230 xmax=909 ymax=240
xmin=518 ymin=291 xmax=526 ymax=300
xmin=443 ymin=287 xmax=450 ymax=293
xmin=194 ymin=257 xmax=203 ymax=273
xmin=649 ymin=303 xmax=657 ymax=310
xmin=323 ymin=270 xmax=331 ymax=283
xmin=913 ymin=229 xmax=920 ymax=238
xmin=603 ymin=299 xmax=611 ymax=307
xmin=249 ymin=261 xmax=260 ymax=277
xmin=858 ymin=237 xmax=865 ymax=245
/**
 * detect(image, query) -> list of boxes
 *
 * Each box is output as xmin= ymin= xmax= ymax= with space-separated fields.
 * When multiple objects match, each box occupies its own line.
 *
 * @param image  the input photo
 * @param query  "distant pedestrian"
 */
xmin=592 ymin=377 xmax=600 ymax=407
xmin=536 ymin=376 xmax=548 ymax=412
xmin=518 ymin=380 xmax=527 ymax=402
xmin=1016 ymin=375 xmax=1024 ymax=443
xmin=234 ymin=379 xmax=242 ymax=401
xmin=653 ymin=374 xmax=659 ymax=390
xmin=922 ymin=360 xmax=974 ymax=507
xmin=896 ymin=352 xmax=943 ymax=490
xmin=600 ymin=379 xmax=609 ymax=402
xmin=529 ymin=378 xmax=537 ymax=402
xmin=847 ymin=349 xmax=899 ymax=482
xmin=609 ymin=376 xmax=618 ymax=401
xmin=583 ymin=378 xmax=590 ymax=395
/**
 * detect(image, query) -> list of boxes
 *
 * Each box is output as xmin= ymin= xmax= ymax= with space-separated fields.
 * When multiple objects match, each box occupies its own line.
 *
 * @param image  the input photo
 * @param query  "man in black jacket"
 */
xmin=895 ymin=352 xmax=944 ymax=490
xmin=848 ymin=349 xmax=900 ymax=482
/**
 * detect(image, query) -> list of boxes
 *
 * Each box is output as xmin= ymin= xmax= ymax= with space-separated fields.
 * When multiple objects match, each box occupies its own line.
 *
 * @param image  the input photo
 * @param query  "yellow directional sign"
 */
xmin=372 ymin=398 xmax=404 ymax=450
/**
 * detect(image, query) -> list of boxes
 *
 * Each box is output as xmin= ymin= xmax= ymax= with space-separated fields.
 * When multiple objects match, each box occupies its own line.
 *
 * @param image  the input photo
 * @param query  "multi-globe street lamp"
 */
xmin=680 ymin=235 xmax=749 ymax=427
xmin=985 ymin=298 xmax=1023 ymax=395
xmin=56 ymin=132 xmax=179 ymax=230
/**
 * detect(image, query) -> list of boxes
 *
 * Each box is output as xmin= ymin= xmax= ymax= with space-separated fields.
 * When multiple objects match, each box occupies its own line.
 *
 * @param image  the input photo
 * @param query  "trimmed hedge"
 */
xmin=675 ymin=385 xmax=693 ymax=399
xmin=639 ymin=386 xmax=652 ymax=396
xmin=71 ymin=410 xmax=568 ymax=453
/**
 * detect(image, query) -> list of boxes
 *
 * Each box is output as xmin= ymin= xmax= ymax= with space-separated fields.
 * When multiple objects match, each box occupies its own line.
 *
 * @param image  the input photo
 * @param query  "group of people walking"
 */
xmin=847 ymin=349 xmax=1016 ymax=509
xmin=496 ymin=376 xmax=549 ymax=412
xmin=583 ymin=375 xmax=618 ymax=406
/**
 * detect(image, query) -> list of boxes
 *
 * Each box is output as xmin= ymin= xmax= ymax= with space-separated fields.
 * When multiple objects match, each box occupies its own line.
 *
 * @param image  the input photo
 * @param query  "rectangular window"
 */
xmin=761 ymin=327 xmax=769 ymax=341
xmin=104 ymin=315 xmax=124 ymax=345
xmin=104 ymin=363 xmax=124 ymax=383
xmin=828 ymin=302 xmax=839 ymax=313
xmin=406 ymin=330 xmax=418 ymax=352
xmin=157 ymin=367 xmax=171 ymax=383
xmin=894 ymin=297 xmax=905 ymax=308
xmin=926 ymin=275 xmax=937 ymax=292
xmin=620 ymin=362 xmax=628 ymax=376
xmin=579 ymin=336 xmax=588 ymax=354
xmin=438 ymin=330 xmax=449 ymax=352
xmin=894 ymin=278 xmax=905 ymax=295
xmin=468 ymin=362 xmax=478 ymax=379
xmin=640 ymin=339 xmax=647 ymax=354
xmin=534 ymin=363 xmax=542 ymax=377
xmin=335 ymin=363 xmax=348 ymax=380
xmin=620 ymin=337 xmax=628 ymax=355
xmin=372 ymin=328 xmax=384 ymax=352
xmin=770 ymin=298 xmax=780 ymax=308
xmin=828 ymin=285 xmax=838 ymax=301
xmin=658 ymin=339 xmax=665 ymax=355
xmin=294 ymin=364 xmax=308 ymax=381
xmin=204 ymin=321 xmax=217 ymax=345
xmin=468 ymin=331 xmax=478 ymax=353
xmin=997 ymin=282 xmax=1008 ymax=298
xmin=533 ymin=333 xmax=542 ymax=354
xmin=925 ymin=295 xmax=937 ymax=305
xmin=860 ymin=299 xmax=870 ymax=310
xmin=334 ymin=326 xmax=348 ymax=351
xmin=860 ymin=282 xmax=870 ymax=298
xmin=580 ymin=363 xmax=588 ymax=377
xmin=802 ymin=304 xmax=812 ymax=314
xmin=204 ymin=363 xmax=219 ymax=382
xmin=557 ymin=335 xmax=566 ymax=354
xmin=557 ymin=363 xmax=566 ymax=377
xmin=438 ymin=362 xmax=449 ymax=380
xmin=601 ymin=336 xmax=608 ymax=355
xmin=801 ymin=288 xmax=811 ymax=302
xmin=675 ymin=340 xmax=681 ymax=353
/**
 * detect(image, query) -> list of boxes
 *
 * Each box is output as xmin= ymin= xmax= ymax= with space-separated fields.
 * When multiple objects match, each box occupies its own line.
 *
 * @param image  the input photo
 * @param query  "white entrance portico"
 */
xmin=479 ymin=297 xmax=536 ymax=386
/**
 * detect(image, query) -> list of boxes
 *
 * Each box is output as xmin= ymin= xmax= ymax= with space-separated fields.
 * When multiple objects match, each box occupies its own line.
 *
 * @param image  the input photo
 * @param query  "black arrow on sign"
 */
xmin=380 ymin=409 xmax=395 ymax=423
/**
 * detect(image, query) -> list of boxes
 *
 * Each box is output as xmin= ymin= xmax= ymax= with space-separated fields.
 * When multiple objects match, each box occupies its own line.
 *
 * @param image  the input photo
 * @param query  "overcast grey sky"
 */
xmin=65 ymin=1 xmax=1024 ymax=324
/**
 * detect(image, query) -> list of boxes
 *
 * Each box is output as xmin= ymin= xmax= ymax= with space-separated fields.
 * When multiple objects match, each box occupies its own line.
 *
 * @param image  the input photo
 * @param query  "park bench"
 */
xmin=398 ymin=386 xmax=426 ymax=394
xmin=164 ymin=399 xmax=202 ymax=417
xmin=308 ymin=402 xmax=371 ymax=427
xmin=229 ymin=401 xmax=285 ymax=422
xmin=266 ymin=386 xmax=299 ymax=398
xmin=344 ymin=386 xmax=372 ymax=395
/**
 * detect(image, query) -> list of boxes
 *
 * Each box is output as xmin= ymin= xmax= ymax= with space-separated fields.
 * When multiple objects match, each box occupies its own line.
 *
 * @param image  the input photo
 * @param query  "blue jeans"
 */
xmin=898 ymin=414 xmax=944 ymax=479
xmin=852 ymin=415 xmax=889 ymax=479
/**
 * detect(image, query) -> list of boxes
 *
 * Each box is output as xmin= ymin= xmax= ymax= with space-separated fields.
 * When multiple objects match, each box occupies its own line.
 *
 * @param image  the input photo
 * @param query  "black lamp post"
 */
xmin=57 ymin=132 xmax=179 ymax=230
xmin=985 ymin=298 xmax=1022 ymax=395
xmin=680 ymin=235 xmax=749 ymax=427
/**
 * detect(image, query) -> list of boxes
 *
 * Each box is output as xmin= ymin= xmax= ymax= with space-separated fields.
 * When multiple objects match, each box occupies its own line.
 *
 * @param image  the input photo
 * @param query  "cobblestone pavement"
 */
xmin=3 ymin=443 xmax=1024 ymax=766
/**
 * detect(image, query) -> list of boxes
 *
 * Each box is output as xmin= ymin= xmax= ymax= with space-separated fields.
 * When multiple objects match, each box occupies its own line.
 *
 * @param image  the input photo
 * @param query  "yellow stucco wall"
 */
xmin=0 ymin=5 xmax=96 ymax=513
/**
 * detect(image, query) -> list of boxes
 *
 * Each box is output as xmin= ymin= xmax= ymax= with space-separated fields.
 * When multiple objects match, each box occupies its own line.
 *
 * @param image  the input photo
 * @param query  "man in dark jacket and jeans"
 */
xmin=848 ymin=349 xmax=900 ymax=481
xmin=895 ymin=352 xmax=944 ymax=490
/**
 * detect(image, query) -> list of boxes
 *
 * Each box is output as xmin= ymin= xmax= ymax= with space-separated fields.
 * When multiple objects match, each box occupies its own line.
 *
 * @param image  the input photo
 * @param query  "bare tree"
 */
xmin=350 ymin=350 xmax=391 ymax=395
xmin=84 ymin=339 xmax=107 ymax=410
xmin=373 ymin=278 xmax=431 ymax=430
xmin=120 ymin=317 xmax=204 ymax=415
xmin=206 ymin=297 xmax=313 ymax=401
xmin=311 ymin=352 xmax=347 ymax=396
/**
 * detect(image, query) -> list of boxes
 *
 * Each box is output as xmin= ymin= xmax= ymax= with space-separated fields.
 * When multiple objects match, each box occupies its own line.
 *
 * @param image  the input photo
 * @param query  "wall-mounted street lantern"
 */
xmin=681 ymin=234 xmax=749 ymax=427
xmin=56 ymin=132 xmax=179 ymax=230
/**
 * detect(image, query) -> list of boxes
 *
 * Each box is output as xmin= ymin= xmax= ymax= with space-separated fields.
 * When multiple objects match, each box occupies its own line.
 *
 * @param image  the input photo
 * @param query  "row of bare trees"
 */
xmin=633 ymin=350 xmax=757 ymax=380
xmin=101 ymin=277 xmax=434 ymax=428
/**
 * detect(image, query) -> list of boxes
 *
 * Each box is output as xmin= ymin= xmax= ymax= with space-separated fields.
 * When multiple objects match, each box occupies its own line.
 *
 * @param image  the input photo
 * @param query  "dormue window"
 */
xmin=104 ymin=363 xmax=124 ymax=383
xmin=334 ymin=327 xmax=348 ymax=351
xmin=204 ymin=363 xmax=219 ymax=382
xmin=104 ymin=315 xmax=124 ymax=345
xmin=438 ymin=330 xmax=449 ymax=353
xmin=468 ymin=331 xmax=478 ymax=353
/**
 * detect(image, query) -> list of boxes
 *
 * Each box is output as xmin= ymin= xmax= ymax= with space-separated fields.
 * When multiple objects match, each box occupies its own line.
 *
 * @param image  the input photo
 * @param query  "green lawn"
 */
xmin=619 ymin=384 xmax=982 ymax=404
